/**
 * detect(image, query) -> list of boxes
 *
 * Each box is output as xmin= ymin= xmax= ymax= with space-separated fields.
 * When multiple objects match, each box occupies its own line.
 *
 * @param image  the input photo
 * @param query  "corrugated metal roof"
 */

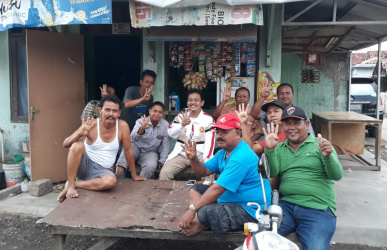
xmin=282 ymin=0 xmax=387 ymax=53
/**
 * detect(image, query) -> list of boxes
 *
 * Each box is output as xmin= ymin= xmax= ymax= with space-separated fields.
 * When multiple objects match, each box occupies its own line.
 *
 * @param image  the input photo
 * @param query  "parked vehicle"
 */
xmin=235 ymin=154 xmax=299 ymax=250
xmin=350 ymin=77 xmax=384 ymax=137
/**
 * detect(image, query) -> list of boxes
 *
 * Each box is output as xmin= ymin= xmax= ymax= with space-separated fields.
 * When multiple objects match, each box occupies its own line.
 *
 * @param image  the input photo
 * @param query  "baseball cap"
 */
xmin=261 ymin=99 xmax=286 ymax=113
xmin=213 ymin=113 xmax=241 ymax=130
xmin=281 ymin=106 xmax=307 ymax=120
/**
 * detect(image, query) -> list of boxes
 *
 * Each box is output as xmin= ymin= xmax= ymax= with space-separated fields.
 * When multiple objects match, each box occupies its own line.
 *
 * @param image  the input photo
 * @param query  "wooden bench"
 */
xmin=42 ymin=179 xmax=245 ymax=250
xmin=134 ymin=164 xmax=200 ymax=181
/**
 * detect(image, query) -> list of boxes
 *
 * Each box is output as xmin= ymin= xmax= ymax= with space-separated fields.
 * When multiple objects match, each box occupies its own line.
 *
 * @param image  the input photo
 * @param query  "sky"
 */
xmin=353 ymin=41 xmax=387 ymax=53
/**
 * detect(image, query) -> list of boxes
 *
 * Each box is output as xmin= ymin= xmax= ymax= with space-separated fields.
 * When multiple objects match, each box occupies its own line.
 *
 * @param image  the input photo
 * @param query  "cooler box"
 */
xmin=169 ymin=93 xmax=180 ymax=111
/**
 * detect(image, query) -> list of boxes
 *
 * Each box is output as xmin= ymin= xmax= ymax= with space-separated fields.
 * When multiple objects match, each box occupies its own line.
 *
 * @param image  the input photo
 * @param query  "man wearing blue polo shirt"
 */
xmin=179 ymin=113 xmax=271 ymax=236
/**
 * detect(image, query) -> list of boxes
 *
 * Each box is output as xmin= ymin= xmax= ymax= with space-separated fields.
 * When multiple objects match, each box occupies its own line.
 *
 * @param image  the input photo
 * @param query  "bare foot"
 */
xmin=66 ymin=184 xmax=79 ymax=199
xmin=57 ymin=181 xmax=69 ymax=203
xmin=180 ymin=219 xmax=207 ymax=236
xmin=57 ymin=181 xmax=79 ymax=203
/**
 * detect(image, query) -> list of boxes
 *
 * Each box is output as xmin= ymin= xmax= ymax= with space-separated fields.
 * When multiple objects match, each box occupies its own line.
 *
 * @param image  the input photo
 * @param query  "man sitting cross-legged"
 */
xmin=57 ymin=95 xmax=146 ymax=203
xmin=179 ymin=113 xmax=271 ymax=236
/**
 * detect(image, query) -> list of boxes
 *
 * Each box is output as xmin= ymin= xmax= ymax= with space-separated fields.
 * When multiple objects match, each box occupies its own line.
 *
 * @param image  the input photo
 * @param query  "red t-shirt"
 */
xmin=258 ymin=132 xmax=286 ymax=148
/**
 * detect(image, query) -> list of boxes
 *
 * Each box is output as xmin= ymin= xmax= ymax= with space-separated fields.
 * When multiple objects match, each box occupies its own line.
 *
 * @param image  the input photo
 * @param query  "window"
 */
xmin=9 ymin=32 xmax=28 ymax=123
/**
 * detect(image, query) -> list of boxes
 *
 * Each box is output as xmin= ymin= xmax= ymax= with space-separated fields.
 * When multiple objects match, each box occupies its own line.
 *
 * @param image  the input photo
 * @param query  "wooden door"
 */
xmin=26 ymin=30 xmax=84 ymax=182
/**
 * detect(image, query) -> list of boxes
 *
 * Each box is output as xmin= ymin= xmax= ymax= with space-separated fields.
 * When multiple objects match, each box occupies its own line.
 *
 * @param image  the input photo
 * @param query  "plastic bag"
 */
xmin=143 ymin=56 xmax=158 ymax=74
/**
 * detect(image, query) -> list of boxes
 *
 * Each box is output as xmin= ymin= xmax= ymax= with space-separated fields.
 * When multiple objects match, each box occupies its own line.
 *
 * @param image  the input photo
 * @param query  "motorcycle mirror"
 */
xmin=258 ymin=153 xmax=270 ymax=179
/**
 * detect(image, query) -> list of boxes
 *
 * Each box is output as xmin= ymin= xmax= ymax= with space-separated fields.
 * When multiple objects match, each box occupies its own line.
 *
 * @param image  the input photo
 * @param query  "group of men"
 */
xmin=58 ymin=69 xmax=343 ymax=250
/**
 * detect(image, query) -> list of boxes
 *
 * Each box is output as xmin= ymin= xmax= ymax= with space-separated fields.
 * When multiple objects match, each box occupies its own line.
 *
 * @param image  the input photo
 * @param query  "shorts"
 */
xmin=77 ymin=153 xmax=114 ymax=181
xmin=192 ymin=184 xmax=256 ymax=234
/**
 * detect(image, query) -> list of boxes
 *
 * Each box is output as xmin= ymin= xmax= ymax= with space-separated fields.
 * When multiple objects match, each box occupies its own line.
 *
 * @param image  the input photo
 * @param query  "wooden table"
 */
xmin=312 ymin=111 xmax=382 ymax=170
xmin=41 ymin=179 xmax=245 ymax=250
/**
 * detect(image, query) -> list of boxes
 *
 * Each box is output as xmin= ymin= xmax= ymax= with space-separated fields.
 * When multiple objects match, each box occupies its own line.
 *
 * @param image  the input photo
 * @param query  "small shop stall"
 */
xmin=129 ymin=2 xmax=264 ymax=117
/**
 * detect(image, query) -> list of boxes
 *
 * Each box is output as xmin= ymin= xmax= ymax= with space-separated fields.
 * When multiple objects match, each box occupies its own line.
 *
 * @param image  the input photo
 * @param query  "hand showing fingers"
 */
xmin=80 ymin=117 xmax=96 ymax=136
xmin=181 ymin=139 xmax=197 ymax=160
xmin=180 ymin=109 xmax=191 ymax=126
xmin=317 ymin=133 xmax=332 ymax=157
xmin=263 ymin=122 xmax=279 ymax=150
xmin=259 ymin=81 xmax=272 ymax=98
xmin=236 ymin=104 xmax=249 ymax=124
xmin=141 ymin=115 xmax=150 ymax=130
xmin=222 ymin=87 xmax=231 ymax=102
xmin=100 ymin=84 xmax=108 ymax=97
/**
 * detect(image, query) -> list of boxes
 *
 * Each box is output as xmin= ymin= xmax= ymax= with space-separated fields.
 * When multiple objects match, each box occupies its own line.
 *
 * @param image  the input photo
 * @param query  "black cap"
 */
xmin=261 ymin=99 xmax=286 ymax=113
xmin=281 ymin=106 xmax=307 ymax=121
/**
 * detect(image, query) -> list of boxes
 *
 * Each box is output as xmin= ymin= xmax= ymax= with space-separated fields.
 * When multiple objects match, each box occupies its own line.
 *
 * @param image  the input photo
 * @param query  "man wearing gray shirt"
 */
xmin=116 ymin=102 xmax=170 ymax=179
xmin=120 ymin=70 xmax=156 ymax=131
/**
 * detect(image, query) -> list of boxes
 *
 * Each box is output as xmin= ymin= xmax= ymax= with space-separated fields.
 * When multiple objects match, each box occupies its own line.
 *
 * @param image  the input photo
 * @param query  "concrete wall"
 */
xmin=142 ymin=33 xmax=165 ymax=104
xmin=0 ymin=31 xmax=29 ymax=158
xmin=281 ymin=53 xmax=349 ymax=117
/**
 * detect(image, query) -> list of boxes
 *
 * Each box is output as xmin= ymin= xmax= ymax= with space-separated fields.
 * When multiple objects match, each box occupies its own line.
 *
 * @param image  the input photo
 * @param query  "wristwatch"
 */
xmin=189 ymin=204 xmax=197 ymax=212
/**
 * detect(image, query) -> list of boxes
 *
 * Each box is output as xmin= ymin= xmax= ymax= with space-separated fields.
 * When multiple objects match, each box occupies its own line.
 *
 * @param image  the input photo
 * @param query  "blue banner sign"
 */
xmin=0 ymin=0 xmax=112 ymax=31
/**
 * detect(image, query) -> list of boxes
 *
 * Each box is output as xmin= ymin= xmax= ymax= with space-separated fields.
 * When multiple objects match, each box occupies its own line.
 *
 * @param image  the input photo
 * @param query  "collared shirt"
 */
xmin=265 ymin=134 xmax=343 ymax=215
xmin=205 ymin=140 xmax=272 ymax=218
xmin=131 ymin=118 xmax=170 ymax=164
xmin=166 ymin=109 xmax=215 ymax=163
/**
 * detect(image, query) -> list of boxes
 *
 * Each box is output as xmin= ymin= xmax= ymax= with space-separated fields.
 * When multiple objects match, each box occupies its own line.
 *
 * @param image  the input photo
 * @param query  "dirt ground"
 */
xmin=0 ymin=213 xmax=386 ymax=250
xmin=1 ymin=143 xmax=386 ymax=249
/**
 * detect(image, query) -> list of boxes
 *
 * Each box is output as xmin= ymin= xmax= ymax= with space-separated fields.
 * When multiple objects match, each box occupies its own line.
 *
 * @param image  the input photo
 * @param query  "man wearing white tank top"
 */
xmin=57 ymin=95 xmax=146 ymax=203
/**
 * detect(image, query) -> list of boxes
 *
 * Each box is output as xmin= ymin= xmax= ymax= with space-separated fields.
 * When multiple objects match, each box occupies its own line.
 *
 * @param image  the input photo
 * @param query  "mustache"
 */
xmin=216 ymin=138 xmax=225 ymax=143
xmin=106 ymin=116 xmax=115 ymax=120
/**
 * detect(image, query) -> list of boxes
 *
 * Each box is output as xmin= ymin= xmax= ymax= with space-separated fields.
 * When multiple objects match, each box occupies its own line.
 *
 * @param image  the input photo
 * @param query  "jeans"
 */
xmin=278 ymin=200 xmax=336 ymax=250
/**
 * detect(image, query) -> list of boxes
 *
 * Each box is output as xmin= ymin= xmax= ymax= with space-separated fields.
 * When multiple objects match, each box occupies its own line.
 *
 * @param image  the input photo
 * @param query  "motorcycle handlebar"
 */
xmin=272 ymin=190 xmax=279 ymax=205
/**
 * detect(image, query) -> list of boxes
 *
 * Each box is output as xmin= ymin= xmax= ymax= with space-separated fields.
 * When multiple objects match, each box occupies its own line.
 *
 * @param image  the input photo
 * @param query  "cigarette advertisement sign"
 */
xmin=129 ymin=1 xmax=263 ymax=28
xmin=0 ymin=0 xmax=112 ymax=32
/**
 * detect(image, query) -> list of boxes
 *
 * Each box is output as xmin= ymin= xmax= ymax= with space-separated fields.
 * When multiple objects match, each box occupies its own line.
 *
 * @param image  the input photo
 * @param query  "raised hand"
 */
xmin=79 ymin=117 xmax=96 ymax=137
xmin=263 ymin=122 xmax=279 ymax=150
xmin=142 ymin=86 xmax=154 ymax=101
xmin=139 ymin=115 xmax=150 ymax=130
xmin=318 ymin=133 xmax=332 ymax=157
xmin=181 ymin=138 xmax=197 ymax=160
xmin=235 ymin=103 xmax=250 ymax=125
xmin=259 ymin=81 xmax=272 ymax=99
xmin=180 ymin=109 xmax=191 ymax=126
xmin=99 ymin=84 xmax=108 ymax=97
xmin=222 ymin=87 xmax=231 ymax=102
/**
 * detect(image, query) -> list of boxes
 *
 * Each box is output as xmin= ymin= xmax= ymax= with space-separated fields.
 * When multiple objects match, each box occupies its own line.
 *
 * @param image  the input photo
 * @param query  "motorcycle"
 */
xmin=235 ymin=153 xmax=299 ymax=250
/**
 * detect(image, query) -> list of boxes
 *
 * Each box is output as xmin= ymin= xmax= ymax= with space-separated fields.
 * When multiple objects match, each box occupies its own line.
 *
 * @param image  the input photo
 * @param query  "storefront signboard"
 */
xmin=129 ymin=1 xmax=263 ymax=28
xmin=0 ymin=0 xmax=112 ymax=32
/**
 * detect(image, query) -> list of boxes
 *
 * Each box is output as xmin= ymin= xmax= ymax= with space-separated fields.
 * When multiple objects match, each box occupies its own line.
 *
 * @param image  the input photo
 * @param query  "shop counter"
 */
xmin=312 ymin=111 xmax=381 ymax=171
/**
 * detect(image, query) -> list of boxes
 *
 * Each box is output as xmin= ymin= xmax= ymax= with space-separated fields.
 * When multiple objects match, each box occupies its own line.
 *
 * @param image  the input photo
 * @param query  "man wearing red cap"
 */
xmin=264 ymin=106 xmax=343 ymax=250
xmin=179 ymin=113 xmax=271 ymax=236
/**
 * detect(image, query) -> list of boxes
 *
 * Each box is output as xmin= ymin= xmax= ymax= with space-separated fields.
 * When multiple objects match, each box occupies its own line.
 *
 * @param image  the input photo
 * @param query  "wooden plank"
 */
xmin=88 ymin=238 xmax=120 ymax=250
xmin=312 ymin=111 xmax=382 ymax=123
xmin=48 ymin=225 xmax=245 ymax=243
xmin=53 ymin=234 xmax=66 ymax=250
xmin=42 ymin=180 xmax=190 ymax=231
